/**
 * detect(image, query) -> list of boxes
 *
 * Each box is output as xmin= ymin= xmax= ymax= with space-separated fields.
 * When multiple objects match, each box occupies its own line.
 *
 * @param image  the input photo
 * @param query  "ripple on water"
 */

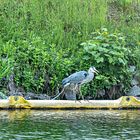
xmin=0 ymin=110 xmax=140 ymax=140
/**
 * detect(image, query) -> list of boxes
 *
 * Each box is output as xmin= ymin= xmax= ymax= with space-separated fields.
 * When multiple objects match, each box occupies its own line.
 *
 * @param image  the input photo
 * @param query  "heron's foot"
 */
xmin=78 ymin=93 xmax=85 ymax=100
xmin=79 ymin=93 xmax=90 ymax=102
xmin=74 ymin=99 xmax=82 ymax=103
xmin=79 ymin=95 xmax=90 ymax=102
xmin=74 ymin=99 xmax=89 ymax=103
xmin=84 ymin=99 xmax=90 ymax=102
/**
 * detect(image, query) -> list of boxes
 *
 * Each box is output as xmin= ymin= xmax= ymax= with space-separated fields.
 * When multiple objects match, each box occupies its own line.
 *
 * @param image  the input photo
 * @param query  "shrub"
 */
xmin=0 ymin=41 xmax=15 ymax=79
xmin=9 ymin=34 xmax=74 ymax=94
xmin=0 ymin=0 xmax=139 ymax=99
xmin=80 ymin=28 xmax=132 ymax=97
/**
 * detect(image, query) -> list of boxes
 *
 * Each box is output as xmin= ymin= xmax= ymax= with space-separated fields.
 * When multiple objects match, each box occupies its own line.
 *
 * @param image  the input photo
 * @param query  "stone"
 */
xmin=127 ymin=85 xmax=140 ymax=96
xmin=8 ymin=91 xmax=24 ymax=96
xmin=7 ymin=74 xmax=16 ymax=92
xmin=134 ymin=72 xmax=140 ymax=84
xmin=129 ymin=65 xmax=136 ymax=73
xmin=16 ymin=87 xmax=25 ymax=92
xmin=24 ymin=92 xmax=51 ymax=100
xmin=63 ymin=84 xmax=78 ymax=100
xmin=65 ymin=92 xmax=77 ymax=100
xmin=131 ymin=79 xmax=139 ymax=86
xmin=24 ymin=92 xmax=37 ymax=100
xmin=34 ymin=94 xmax=50 ymax=100
xmin=97 ymin=89 xmax=105 ymax=97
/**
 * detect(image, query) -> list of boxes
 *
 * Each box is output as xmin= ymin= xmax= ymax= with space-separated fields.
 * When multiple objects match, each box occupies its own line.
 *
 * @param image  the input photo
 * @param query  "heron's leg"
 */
xmin=78 ymin=86 xmax=90 ymax=102
xmin=72 ymin=84 xmax=82 ymax=103
xmin=78 ymin=85 xmax=85 ymax=100
xmin=73 ymin=84 xmax=82 ymax=100
xmin=74 ymin=84 xmax=79 ymax=94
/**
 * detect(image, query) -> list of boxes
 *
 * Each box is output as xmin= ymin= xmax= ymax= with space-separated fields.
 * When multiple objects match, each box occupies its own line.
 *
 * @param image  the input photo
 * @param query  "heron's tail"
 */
xmin=51 ymin=83 xmax=70 ymax=100
xmin=51 ymin=88 xmax=65 ymax=100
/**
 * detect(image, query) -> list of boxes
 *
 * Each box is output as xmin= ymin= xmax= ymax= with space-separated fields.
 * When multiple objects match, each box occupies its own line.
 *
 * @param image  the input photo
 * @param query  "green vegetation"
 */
xmin=80 ymin=29 xmax=132 ymax=96
xmin=0 ymin=0 xmax=140 ymax=98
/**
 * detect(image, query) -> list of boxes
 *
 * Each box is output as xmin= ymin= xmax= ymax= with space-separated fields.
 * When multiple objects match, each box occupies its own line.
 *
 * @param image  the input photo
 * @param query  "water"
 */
xmin=0 ymin=110 xmax=140 ymax=140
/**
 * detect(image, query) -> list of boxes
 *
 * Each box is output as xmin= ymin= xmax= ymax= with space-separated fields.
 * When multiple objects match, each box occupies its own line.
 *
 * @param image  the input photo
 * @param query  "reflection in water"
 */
xmin=0 ymin=110 xmax=140 ymax=139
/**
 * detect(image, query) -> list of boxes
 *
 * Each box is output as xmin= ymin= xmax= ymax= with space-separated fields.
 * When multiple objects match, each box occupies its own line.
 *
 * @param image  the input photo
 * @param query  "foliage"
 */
xmin=0 ymin=0 xmax=139 ymax=98
xmin=134 ymin=45 xmax=140 ymax=71
xmin=0 ymin=41 xmax=15 ymax=79
xmin=11 ymin=35 xmax=74 ymax=94
xmin=80 ymin=28 xmax=133 ymax=96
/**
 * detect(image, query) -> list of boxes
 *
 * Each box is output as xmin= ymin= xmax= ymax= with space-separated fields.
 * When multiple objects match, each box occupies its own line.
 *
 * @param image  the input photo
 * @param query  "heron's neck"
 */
xmin=88 ymin=70 xmax=94 ymax=79
xmin=81 ymin=70 xmax=94 ymax=84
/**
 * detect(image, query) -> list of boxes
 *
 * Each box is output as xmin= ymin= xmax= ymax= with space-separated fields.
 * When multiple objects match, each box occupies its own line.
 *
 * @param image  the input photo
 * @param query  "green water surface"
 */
xmin=0 ymin=110 xmax=140 ymax=140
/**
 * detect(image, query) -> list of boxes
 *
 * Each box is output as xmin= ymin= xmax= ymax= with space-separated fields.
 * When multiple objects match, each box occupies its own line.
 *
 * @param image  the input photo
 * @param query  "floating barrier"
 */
xmin=0 ymin=96 xmax=140 ymax=109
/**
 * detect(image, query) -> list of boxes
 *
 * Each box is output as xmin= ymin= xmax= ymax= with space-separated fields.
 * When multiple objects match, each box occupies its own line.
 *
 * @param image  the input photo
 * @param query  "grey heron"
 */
xmin=52 ymin=66 xmax=98 ymax=100
xmin=62 ymin=66 xmax=98 ymax=86
xmin=62 ymin=66 xmax=98 ymax=99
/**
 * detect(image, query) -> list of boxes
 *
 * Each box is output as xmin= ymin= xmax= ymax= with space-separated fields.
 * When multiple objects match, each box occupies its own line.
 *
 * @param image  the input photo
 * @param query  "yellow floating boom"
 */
xmin=0 ymin=96 xmax=140 ymax=109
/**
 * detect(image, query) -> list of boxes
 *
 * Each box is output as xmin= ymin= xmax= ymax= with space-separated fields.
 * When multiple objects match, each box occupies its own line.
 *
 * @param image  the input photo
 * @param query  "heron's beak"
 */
xmin=94 ymin=69 xmax=99 ymax=74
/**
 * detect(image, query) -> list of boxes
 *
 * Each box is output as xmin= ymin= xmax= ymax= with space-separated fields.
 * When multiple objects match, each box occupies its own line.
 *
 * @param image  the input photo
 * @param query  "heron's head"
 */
xmin=89 ymin=66 xmax=99 ymax=74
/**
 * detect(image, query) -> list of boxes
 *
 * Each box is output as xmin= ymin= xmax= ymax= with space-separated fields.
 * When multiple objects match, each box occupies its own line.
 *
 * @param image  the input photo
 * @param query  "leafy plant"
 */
xmin=0 ymin=0 xmax=139 ymax=99
xmin=80 ymin=28 xmax=132 ymax=97
xmin=0 ymin=41 xmax=15 ymax=79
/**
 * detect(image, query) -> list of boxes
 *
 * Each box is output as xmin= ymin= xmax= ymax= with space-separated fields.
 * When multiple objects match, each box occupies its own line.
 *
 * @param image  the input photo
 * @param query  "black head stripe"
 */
xmin=84 ymin=73 xmax=87 ymax=77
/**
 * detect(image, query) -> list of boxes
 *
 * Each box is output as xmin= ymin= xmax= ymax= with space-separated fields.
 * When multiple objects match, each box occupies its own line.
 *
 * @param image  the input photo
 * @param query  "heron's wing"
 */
xmin=62 ymin=71 xmax=88 ymax=86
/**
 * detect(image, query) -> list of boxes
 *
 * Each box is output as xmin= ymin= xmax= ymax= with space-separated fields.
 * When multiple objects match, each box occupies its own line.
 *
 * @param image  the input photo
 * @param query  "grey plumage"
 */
xmin=62 ymin=71 xmax=88 ymax=86
xmin=62 ymin=66 xmax=98 ymax=87
xmin=51 ymin=66 xmax=98 ymax=100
